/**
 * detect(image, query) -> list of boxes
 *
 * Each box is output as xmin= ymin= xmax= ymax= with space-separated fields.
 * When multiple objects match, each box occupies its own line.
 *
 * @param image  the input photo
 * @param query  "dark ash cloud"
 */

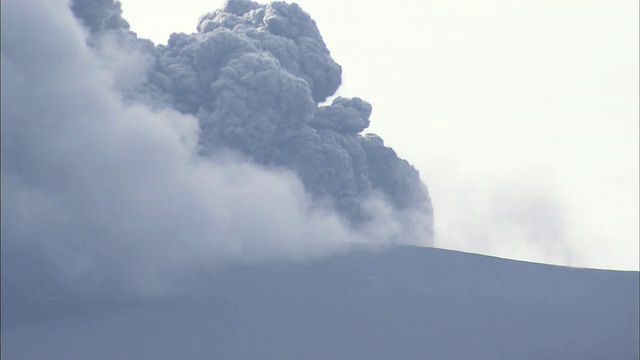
xmin=141 ymin=0 xmax=432 ymax=225
xmin=71 ymin=0 xmax=130 ymax=32
xmin=1 ymin=0 xmax=433 ymax=299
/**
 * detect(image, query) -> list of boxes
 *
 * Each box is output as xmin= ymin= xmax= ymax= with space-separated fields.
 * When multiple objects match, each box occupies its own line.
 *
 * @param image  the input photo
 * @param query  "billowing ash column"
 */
xmin=71 ymin=0 xmax=433 ymax=230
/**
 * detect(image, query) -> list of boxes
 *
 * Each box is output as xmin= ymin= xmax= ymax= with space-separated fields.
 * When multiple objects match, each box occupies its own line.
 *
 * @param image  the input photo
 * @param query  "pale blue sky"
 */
xmin=120 ymin=0 xmax=639 ymax=270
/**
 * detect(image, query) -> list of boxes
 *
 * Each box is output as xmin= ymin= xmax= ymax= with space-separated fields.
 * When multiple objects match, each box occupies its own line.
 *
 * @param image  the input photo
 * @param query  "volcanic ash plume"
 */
xmin=82 ymin=0 xmax=433 ymax=226
xmin=1 ymin=0 xmax=433 ymax=297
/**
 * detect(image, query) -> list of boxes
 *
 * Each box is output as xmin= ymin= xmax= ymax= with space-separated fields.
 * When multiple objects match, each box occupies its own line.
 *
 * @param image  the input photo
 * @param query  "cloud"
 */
xmin=131 ymin=0 xmax=432 ymax=224
xmin=70 ymin=0 xmax=130 ymax=32
xmin=1 ymin=0 xmax=433 ymax=300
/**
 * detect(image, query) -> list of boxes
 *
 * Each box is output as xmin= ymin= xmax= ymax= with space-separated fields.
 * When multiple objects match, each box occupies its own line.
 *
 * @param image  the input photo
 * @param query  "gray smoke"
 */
xmin=71 ymin=0 xmax=130 ymax=32
xmin=1 ymin=0 xmax=433 ymax=298
xmin=82 ymin=0 xmax=433 ymax=224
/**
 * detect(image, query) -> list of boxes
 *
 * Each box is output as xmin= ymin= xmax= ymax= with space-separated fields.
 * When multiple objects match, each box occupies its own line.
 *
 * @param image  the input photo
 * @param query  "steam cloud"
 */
xmin=1 ymin=0 xmax=433 ymax=297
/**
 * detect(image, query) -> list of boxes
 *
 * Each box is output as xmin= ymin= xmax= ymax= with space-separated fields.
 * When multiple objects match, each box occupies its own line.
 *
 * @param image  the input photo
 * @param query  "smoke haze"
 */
xmin=1 ymin=0 xmax=433 ymax=298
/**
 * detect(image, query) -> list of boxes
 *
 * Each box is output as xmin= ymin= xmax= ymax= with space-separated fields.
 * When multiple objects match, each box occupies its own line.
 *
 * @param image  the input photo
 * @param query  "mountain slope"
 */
xmin=2 ymin=245 xmax=638 ymax=359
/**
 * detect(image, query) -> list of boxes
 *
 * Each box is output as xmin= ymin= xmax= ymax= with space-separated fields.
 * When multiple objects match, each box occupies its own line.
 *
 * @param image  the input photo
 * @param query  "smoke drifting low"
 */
xmin=1 ymin=0 xmax=433 ymax=297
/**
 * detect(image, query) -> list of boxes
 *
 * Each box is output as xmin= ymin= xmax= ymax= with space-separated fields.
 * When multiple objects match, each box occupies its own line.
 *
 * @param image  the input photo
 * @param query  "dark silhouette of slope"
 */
xmin=2 ymin=246 xmax=638 ymax=359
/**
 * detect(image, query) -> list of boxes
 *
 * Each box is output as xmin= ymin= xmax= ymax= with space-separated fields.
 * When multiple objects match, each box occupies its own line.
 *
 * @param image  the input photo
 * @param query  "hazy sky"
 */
xmin=118 ymin=0 xmax=638 ymax=270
